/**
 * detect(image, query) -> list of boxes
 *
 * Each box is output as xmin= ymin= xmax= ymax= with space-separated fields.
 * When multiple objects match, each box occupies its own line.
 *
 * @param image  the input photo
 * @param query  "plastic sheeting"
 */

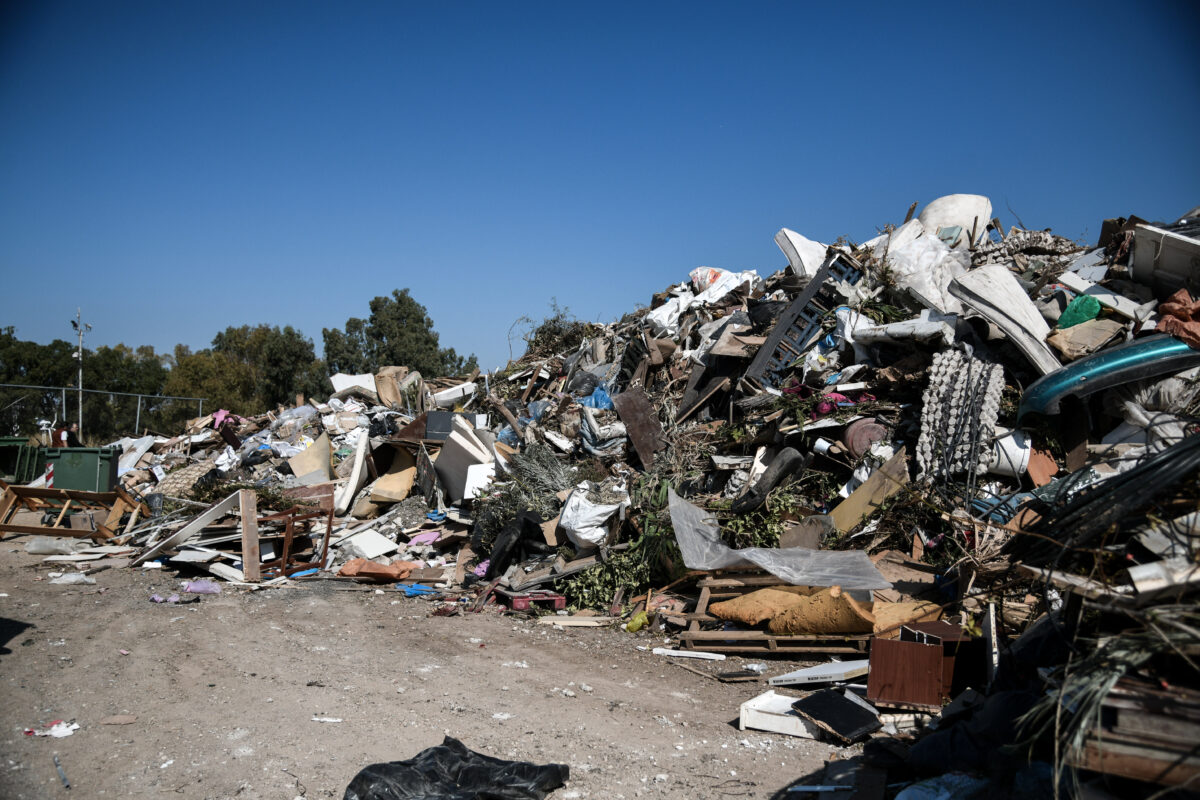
xmin=343 ymin=736 xmax=569 ymax=800
xmin=645 ymin=269 xmax=762 ymax=337
xmin=579 ymin=406 xmax=626 ymax=458
xmin=667 ymin=490 xmax=891 ymax=590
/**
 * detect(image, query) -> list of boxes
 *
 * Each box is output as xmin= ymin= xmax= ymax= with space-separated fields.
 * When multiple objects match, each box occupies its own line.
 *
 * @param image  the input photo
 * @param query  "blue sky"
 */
xmin=2 ymin=1 xmax=1197 ymax=373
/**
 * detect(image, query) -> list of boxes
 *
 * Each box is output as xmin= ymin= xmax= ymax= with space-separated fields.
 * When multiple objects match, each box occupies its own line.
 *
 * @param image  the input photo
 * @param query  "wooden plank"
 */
xmin=677 ymin=640 xmax=866 ymax=655
xmin=453 ymin=542 xmax=473 ymax=587
xmin=612 ymin=387 xmax=666 ymax=469
xmin=0 ymin=486 xmax=18 ymax=527
xmin=1114 ymin=708 xmax=1200 ymax=743
xmin=677 ymin=377 xmax=730 ymax=424
xmin=520 ymin=361 xmax=544 ymax=403
xmin=1015 ymin=563 xmax=1128 ymax=602
xmin=830 ymin=447 xmax=908 ymax=533
xmin=535 ymin=616 xmax=615 ymax=627
xmin=0 ymin=523 xmax=98 ymax=538
xmin=132 ymin=492 xmax=240 ymax=566
xmin=1071 ymin=737 xmax=1200 ymax=786
xmin=5 ymin=486 xmax=121 ymax=504
xmin=52 ymin=500 xmax=73 ymax=528
xmin=239 ymin=490 xmax=261 ymax=583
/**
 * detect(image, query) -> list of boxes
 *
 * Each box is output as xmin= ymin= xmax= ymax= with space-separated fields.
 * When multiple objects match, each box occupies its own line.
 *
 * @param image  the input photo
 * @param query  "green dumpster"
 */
xmin=45 ymin=447 xmax=120 ymax=492
xmin=0 ymin=437 xmax=46 ymax=484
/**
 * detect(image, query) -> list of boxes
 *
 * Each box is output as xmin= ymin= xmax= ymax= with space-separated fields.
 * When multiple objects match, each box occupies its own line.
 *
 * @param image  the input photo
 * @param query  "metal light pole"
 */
xmin=70 ymin=309 xmax=91 ymax=433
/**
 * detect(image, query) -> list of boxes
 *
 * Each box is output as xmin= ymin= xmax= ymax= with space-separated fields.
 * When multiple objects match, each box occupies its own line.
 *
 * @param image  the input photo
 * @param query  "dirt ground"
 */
xmin=0 ymin=544 xmax=842 ymax=799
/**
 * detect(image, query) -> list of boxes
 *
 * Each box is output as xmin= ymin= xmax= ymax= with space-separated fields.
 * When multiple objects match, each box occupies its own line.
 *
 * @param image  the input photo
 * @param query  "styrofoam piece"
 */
xmin=652 ymin=647 xmax=726 ymax=661
xmin=329 ymin=373 xmax=378 ymax=396
xmin=917 ymin=194 xmax=993 ymax=247
xmin=769 ymin=659 xmax=869 ymax=686
xmin=775 ymin=228 xmax=828 ymax=279
xmin=334 ymin=433 xmax=370 ymax=516
xmin=432 ymin=382 xmax=478 ymax=409
xmin=338 ymin=529 xmax=398 ymax=560
xmin=461 ymin=462 xmax=496 ymax=501
xmin=738 ymin=690 xmax=819 ymax=738
xmin=854 ymin=314 xmax=957 ymax=347
xmin=434 ymin=415 xmax=495 ymax=503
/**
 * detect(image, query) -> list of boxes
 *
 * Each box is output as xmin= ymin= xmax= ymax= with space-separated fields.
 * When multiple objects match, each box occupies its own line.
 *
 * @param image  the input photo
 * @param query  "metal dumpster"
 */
xmin=0 ymin=437 xmax=46 ymax=484
xmin=44 ymin=447 xmax=120 ymax=492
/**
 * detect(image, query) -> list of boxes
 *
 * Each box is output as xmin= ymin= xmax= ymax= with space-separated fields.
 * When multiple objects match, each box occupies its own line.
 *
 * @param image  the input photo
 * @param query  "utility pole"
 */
xmin=71 ymin=309 xmax=91 ymax=433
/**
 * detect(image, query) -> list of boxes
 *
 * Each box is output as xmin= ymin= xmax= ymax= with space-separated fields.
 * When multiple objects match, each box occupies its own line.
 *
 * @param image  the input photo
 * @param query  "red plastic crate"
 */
xmin=495 ymin=589 xmax=566 ymax=611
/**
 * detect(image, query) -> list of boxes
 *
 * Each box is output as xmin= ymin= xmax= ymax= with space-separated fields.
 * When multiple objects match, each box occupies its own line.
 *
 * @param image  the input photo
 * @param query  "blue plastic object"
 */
xmin=578 ymin=386 xmax=614 ymax=410
xmin=1018 ymin=334 xmax=1200 ymax=420
xmin=396 ymin=583 xmax=439 ymax=597
xmin=426 ymin=511 xmax=446 ymax=522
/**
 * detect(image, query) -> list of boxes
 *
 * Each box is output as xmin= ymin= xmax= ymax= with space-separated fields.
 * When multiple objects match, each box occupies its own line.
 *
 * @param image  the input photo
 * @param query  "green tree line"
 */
xmin=0 ymin=289 xmax=475 ymax=444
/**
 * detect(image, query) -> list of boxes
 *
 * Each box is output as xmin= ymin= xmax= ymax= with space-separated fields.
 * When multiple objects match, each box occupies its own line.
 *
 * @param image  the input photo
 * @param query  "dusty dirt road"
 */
xmin=0 ymin=546 xmax=841 ymax=799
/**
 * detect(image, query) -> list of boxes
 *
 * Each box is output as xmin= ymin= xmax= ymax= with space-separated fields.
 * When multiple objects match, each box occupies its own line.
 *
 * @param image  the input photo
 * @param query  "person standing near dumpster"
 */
xmin=52 ymin=422 xmax=83 ymax=448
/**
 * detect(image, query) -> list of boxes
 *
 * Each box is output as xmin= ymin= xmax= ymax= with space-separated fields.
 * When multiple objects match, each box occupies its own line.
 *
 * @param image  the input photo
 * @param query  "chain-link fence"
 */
xmin=0 ymin=384 xmax=206 ymax=445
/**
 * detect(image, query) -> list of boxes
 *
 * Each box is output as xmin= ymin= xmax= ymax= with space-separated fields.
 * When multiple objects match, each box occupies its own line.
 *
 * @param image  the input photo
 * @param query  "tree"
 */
xmin=211 ymin=324 xmax=328 ymax=408
xmin=164 ymin=344 xmax=258 ymax=415
xmin=322 ymin=289 xmax=477 ymax=378
xmin=0 ymin=328 xmax=176 ymax=441
xmin=0 ymin=326 xmax=78 ymax=435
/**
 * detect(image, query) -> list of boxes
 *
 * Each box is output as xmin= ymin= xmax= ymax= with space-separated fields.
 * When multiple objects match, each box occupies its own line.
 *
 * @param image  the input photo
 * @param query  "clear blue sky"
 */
xmin=2 ymin=1 xmax=1197 ymax=373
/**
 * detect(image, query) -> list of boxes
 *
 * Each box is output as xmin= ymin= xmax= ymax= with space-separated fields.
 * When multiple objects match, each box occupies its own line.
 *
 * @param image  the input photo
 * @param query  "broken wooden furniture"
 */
xmin=0 ymin=481 xmax=149 ymax=543
xmin=132 ymin=489 xmax=334 ymax=582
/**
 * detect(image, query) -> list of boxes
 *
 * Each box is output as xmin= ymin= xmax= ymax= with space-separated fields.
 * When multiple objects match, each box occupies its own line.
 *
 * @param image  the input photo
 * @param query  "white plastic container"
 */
xmin=738 ymin=690 xmax=819 ymax=738
xmin=990 ymin=427 xmax=1031 ymax=478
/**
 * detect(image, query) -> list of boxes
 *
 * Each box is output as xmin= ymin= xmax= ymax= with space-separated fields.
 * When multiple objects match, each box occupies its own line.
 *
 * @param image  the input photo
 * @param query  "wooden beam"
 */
xmin=0 ymin=524 xmax=98 ymax=538
xmin=830 ymin=447 xmax=909 ymax=533
xmin=52 ymin=500 xmax=73 ymax=528
xmin=239 ymin=490 xmax=261 ymax=583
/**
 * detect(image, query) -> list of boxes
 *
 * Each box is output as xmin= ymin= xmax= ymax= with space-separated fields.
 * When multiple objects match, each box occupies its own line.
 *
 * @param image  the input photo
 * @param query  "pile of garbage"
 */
xmin=5 ymin=193 xmax=1200 ymax=798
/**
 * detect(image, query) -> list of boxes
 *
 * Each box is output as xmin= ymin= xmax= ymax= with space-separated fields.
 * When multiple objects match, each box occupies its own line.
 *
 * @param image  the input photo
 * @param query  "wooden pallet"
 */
xmin=678 ymin=570 xmax=871 ymax=655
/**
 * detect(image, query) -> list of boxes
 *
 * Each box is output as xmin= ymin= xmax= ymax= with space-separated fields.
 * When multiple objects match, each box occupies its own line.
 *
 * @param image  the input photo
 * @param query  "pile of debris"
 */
xmin=4 ymin=193 xmax=1199 ymax=798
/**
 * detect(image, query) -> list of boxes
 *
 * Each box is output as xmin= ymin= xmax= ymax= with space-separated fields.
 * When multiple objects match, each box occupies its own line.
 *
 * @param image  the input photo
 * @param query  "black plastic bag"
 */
xmin=486 ymin=511 xmax=554 ymax=580
xmin=343 ymin=736 xmax=569 ymax=800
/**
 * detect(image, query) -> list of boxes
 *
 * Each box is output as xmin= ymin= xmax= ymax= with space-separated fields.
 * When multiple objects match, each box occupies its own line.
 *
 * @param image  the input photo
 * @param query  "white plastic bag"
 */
xmin=25 ymin=537 xmax=86 ymax=555
xmin=885 ymin=233 xmax=969 ymax=313
xmin=49 ymin=573 xmax=96 ymax=585
xmin=559 ymin=482 xmax=630 ymax=552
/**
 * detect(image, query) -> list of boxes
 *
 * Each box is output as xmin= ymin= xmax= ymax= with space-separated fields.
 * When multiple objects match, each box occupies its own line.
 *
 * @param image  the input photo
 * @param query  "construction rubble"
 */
xmin=4 ymin=193 xmax=1200 ymax=799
